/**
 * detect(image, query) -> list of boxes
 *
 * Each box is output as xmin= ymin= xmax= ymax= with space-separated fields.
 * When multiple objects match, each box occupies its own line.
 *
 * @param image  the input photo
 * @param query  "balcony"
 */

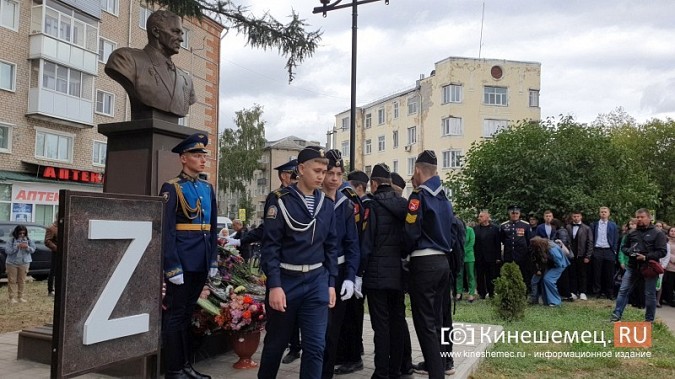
xmin=29 ymin=34 xmax=98 ymax=75
xmin=28 ymin=88 xmax=93 ymax=127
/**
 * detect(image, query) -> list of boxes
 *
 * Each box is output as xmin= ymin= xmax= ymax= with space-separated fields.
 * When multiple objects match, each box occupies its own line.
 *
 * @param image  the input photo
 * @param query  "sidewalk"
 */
xmin=0 ymin=315 xmax=501 ymax=378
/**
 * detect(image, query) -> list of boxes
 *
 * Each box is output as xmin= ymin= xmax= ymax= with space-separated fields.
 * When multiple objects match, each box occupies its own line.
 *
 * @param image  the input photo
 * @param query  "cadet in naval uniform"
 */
xmin=320 ymin=150 xmax=359 ymax=379
xmin=160 ymin=133 xmax=217 ymax=379
xmin=258 ymin=146 xmax=339 ymax=379
xmin=499 ymin=205 xmax=533 ymax=291
xmin=404 ymin=150 xmax=455 ymax=379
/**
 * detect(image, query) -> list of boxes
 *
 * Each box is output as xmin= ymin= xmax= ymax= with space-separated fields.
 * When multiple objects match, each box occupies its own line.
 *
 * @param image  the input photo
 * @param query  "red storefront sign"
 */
xmin=40 ymin=166 xmax=104 ymax=184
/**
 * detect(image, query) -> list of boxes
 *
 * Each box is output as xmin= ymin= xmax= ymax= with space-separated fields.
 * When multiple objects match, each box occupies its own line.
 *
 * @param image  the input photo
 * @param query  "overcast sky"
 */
xmin=218 ymin=0 xmax=675 ymax=143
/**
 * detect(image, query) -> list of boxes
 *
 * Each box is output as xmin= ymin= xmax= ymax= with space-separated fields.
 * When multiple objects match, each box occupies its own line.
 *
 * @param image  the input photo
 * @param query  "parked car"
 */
xmin=0 ymin=222 xmax=52 ymax=281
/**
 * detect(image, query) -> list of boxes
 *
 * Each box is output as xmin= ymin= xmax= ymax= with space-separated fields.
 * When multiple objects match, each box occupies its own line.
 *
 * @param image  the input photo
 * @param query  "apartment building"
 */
xmin=330 ymin=56 xmax=541 ymax=196
xmin=0 ymin=0 xmax=222 ymax=223
xmin=219 ymin=135 xmax=321 ymax=223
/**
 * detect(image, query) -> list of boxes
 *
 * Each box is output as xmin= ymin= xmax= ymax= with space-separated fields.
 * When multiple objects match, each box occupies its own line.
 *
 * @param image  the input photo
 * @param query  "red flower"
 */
xmin=242 ymin=311 xmax=252 ymax=319
xmin=243 ymin=296 xmax=253 ymax=304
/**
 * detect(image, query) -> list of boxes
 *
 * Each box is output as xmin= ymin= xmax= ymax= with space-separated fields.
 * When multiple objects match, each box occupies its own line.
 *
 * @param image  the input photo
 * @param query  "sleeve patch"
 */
xmin=406 ymin=213 xmax=417 ymax=224
xmin=161 ymin=192 xmax=170 ymax=202
xmin=266 ymin=205 xmax=278 ymax=219
xmin=353 ymin=203 xmax=360 ymax=215
xmin=408 ymin=199 xmax=420 ymax=212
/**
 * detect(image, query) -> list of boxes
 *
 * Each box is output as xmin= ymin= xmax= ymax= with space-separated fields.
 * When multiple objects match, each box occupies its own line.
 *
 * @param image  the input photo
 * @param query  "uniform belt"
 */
xmin=338 ymin=255 xmax=345 ymax=265
xmin=280 ymin=262 xmax=323 ymax=272
xmin=176 ymin=224 xmax=211 ymax=231
xmin=410 ymin=248 xmax=445 ymax=258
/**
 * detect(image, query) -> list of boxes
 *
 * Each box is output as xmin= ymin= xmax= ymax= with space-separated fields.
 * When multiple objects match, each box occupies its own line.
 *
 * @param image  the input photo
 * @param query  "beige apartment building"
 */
xmin=0 ymin=0 xmax=222 ymax=223
xmin=330 ymin=56 xmax=541 ymax=195
xmin=220 ymin=136 xmax=320 ymax=223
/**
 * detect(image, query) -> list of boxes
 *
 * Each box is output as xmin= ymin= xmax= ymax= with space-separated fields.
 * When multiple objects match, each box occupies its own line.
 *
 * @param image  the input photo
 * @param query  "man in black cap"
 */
xmin=404 ymin=150 xmax=455 ymax=378
xmin=334 ymin=169 xmax=370 ymax=375
xmin=360 ymin=163 xmax=408 ymax=379
xmin=258 ymin=146 xmax=338 ymax=379
xmin=390 ymin=172 xmax=407 ymax=197
xmin=160 ymin=133 xmax=217 ymax=379
xmin=500 ymin=205 xmax=533 ymax=291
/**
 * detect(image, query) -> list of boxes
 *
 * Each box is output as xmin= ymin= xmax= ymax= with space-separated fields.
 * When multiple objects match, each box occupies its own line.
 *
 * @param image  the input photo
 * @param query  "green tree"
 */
xmin=145 ymin=0 xmax=321 ymax=81
xmin=610 ymin=118 xmax=675 ymax=222
xmin=219 ymin=104 xmax=267 ymax=194
xmin=446 ymin=117 xmax=658 ymax=223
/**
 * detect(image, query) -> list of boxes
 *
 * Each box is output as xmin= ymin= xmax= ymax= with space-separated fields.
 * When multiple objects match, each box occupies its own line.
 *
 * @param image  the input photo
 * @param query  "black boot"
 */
xmin=180 ymin=329 xmax=210 ymax=379
xmin=165 ymin=370 xmax=190 ymax=379
xmin=182 ymin=364 xmax=211 ymax=379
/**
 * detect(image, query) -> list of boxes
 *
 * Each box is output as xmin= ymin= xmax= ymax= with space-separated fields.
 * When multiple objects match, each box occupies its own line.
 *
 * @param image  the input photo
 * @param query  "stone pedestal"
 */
xmin=99 ymin=118 xmax=202 ymax=196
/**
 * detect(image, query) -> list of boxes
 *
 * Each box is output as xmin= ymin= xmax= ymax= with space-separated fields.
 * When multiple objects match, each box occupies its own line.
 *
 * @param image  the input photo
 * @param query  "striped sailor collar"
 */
xmin=417 ymin=175 xmax=443 ymax=196
xmin=288 ymin=184 xmax=325 ymax=217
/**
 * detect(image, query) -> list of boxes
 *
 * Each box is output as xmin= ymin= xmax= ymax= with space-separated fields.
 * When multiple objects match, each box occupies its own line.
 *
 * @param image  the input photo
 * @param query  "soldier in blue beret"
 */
xmin=160 ymin=133 xmax=217 ymax=379
xmin=258 ymin=146 xmax=339 ymax=379
xmin=404 ymin=150 xmax=456 ymax=378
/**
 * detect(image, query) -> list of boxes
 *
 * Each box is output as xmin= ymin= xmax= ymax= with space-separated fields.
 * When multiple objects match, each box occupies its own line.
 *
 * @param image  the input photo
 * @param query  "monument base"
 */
xmin=99 ymin=118 xmax=202 ymax=196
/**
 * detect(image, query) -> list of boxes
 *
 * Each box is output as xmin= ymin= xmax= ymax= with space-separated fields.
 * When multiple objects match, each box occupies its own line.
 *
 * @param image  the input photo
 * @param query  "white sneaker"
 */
xmin=19 ymin=298 xmax=27 ymax=303
xmin=10 ymin=299 xmax=17 ymax=304
xmin=571 ymin=293 xmax=578 ymax=300
xmin=580 ymin=293 xmax=587 ymax=301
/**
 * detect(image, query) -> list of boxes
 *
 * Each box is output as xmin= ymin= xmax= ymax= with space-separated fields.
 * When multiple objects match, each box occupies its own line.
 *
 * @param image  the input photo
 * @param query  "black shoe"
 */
xmin=412 ymin=361 xmax=427 ymax=375
xmin=282 ymin=349 xmax=301 ymax=364
xmin=610 ymin=314 xmax=620 ymax=322
xmin=334 ymin=361 xmax=363 ymax=375
xmin=165 ymin=370 xmax=190 ymax=379
xmin=182 ymin=364 xmax=211 ymax=379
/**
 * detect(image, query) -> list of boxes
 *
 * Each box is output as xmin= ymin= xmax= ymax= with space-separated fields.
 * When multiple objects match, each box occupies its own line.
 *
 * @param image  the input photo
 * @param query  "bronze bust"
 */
xmin=105 ymin=10 xmax=196 ymax=120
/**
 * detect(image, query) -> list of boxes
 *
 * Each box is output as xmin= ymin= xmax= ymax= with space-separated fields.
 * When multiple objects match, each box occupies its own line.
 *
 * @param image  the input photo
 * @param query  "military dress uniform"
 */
xmin=499 ymin=208 xmax=533 ymax=289
xmin=258 ymin=147 xmax=339 ymax=379
xmin=404 ymin=151 xmax=454 ymax=379
xmin=160 ymin=133 xmax=217 ymax=379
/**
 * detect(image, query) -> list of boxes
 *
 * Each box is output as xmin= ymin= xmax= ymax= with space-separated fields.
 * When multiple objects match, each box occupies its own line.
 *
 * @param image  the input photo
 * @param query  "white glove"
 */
xmin=354 ymin=276 xmax=363 ymax=299
xmin=168 ymin=274 xmax=184 ymax=285
xmin=226 ymin=238 xmax=241 ymax=247
xmin=209 ymin=268 xmax=218 ymax=277
xmin=340 ymin=280 xmax=355 ymax=301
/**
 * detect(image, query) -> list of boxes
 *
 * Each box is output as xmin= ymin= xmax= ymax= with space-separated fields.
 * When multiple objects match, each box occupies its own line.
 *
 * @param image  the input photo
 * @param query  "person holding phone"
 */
xmin=6 ymin=225 xmax=36 ymax=304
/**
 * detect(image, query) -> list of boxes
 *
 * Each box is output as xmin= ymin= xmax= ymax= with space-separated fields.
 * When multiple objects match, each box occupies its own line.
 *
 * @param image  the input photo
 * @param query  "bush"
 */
xmin=492 ymin=262 xmax=527 ymax=321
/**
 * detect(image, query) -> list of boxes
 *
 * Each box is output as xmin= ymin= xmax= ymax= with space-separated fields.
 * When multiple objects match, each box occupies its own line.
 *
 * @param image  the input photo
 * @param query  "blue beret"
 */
xmin=274 ymin=159 xmax=298 ymax=172
xmin=171 ymin=133 xmax=208 ymax=154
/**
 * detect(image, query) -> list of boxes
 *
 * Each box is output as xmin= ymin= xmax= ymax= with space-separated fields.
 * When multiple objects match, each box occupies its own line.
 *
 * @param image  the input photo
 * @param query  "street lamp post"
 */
xmin=314 ymin=0 xmax=390 ymax=172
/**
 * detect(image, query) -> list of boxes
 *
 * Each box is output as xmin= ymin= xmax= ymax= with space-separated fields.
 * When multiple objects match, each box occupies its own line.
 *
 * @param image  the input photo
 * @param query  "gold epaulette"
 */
xmin=174 ymin=182 xmax=201 ymax=220
xmin=273 ymin=188 xmax=289 ymax=198
xmin=500 ymin=220 xmax=510 ymax=225
xmin=166 ymin=177 xmax=180 ymax=184
xmin=342 ymin=186 xmax=357 ymax=199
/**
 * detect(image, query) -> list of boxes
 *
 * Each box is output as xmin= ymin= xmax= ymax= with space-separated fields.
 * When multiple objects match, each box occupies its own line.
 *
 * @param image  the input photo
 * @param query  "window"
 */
xmin=365 ymin=113 xmax=371 ymax=129
xmin=407 ymin=96 xmax=417 ymax=115
xmin=181 ymin=27 xmax=190 ymax=49
xmin=100 ymin=0 xmax=118 ymax=15
xmin=0 ymin=122 xmax=12 ymax=152
xmin=529 ymin=89 xmax=540 ymax=107
xmin=483 ymin=119 xmax=509 ymax=138
xmin=407 ymin=126 xmax=417 ymax=145
xmin=393 ymin=101 xmax=399 ymax=118
xmin=378 ymin=135 xmax=385 ymax=151
xmin=442 ymin=150 xmax=462 ymax=168
xmin=93 ymin=140 xmax=106 ymax=166
xmin=392 ymin=130 xmax=398 ymax=148
xmin=0 ymin=0 xmax=19 ymax=31
xmin=341 ymin=140 xmax=349 ymax=158
xmin=35 ymin=129 xmax=73 ymax=162
xmin=378 ymin=107 xmax=385 ymax=124
xmin=365 ymin=165 xmax=372 ymax=176
xmin=442 ymin=84 xmax=462 ymax=104
xmin=42 ymin=61 xmax=92 ymax=99
xmin=341 ymin=117 xmax=349 ymax=130
xmin=484 ymin=86 xmax=508 ymax=106
xmin=37 ymin=2 xmax=98 ymax=51
xmin=35 ymin=204 xmax=56 ymax=226
xmin=0 ymin=60 xmax=16 ymax=91
xmin=177 ymin=116 xmax=188 ymax=126
xmin=442 ymin=117 xmax=463 ymax=136
xmin=98 ymin=38 xmax=116 ymax=63
xmin=392 ymin=160 xmax=398 ymax=173
xmin=139 ymin=6 xmax=152 ymax=29
xmin=407 ymin=157 xmax=415 ymax=176
xmin=364 ymin=139 xmax=372 ymax=155
xmin=95 ymin=90 xmax=114 ymax=116
xmin=0 ymin=183 xmax=11 ymax=221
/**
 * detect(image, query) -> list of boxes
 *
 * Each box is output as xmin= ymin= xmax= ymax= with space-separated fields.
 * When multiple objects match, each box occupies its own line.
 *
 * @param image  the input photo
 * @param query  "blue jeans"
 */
xmin=612 ymin=267 xmax=658 ymax=322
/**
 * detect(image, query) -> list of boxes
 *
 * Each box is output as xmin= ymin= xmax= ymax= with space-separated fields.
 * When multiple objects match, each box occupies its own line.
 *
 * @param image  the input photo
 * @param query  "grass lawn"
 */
xmin=446 ymin=297 xmax=675 ymax=379
xmin=0 ymin=279 xmax=54 ymax=333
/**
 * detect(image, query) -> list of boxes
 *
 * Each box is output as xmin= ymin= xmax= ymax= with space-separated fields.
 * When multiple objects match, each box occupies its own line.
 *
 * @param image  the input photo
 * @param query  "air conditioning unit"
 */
xmin=404 ymin=145 xmax=412 ymax=152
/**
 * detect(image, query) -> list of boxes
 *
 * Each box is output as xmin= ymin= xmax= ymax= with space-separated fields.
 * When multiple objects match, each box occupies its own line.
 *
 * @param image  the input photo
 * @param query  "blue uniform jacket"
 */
xmin=590 ymin=220 xmax=620 ymax=253
xmin=404 ymin=176 xmax=454 ymax=254
xmin=160 ymin=172 xmax=218 ymax=279
xmin=535 ymin=224 xmax=556 ymax=240
xmin=333 ymin=190 xmax=360 ymax=282
xmin=261 ymin=184 xmax=339 ymax=288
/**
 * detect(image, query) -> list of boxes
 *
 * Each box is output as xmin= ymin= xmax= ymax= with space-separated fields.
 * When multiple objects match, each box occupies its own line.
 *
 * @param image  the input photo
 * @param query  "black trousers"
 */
xmin=162 ymin=271 xmax=208 ymax=371
xmin=367 ymin=288 xmax=405 ymax=379
xmin=569 ymin=257 xmax=590 ymax=295
xmin=321 ymin=271 xmax=348 ymax=379
xmin=336 ymin=296 xmax=365 ymax=363
xmin=47 ymin=256 xmax=56 ymax=293
xmin=401 ymin=316 xmax=413 ymax=374
xmin=592 ymin=248 xmax=615 ymax=297
xmin=409 ymin=255 xmax=449 ymax=379
xmin=475 ymin=261 xmax=499 ymax=298
xmin=557 ymin=265 xmax=572 ymax=298
xmin=662 ymin=271 xmax=675 ymax=305
xmin=288 ymin=325 xmax=301 ymax=352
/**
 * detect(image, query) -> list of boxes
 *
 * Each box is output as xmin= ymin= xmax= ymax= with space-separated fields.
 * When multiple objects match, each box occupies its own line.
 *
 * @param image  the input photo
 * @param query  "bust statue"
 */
xmin=105 ymin=10 xmax=196 ymax=121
